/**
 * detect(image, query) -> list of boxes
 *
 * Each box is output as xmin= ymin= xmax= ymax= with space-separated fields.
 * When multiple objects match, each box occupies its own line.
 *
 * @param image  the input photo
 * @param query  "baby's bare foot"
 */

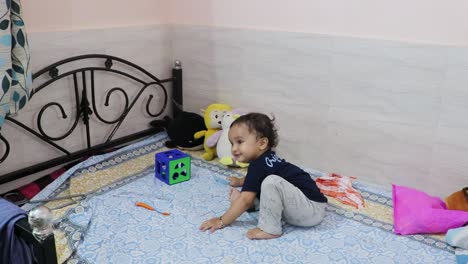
xmin=229 ymin=188 xmax=241 ymax=203
xmin=246 ymin=228 xmax=281 ymax=240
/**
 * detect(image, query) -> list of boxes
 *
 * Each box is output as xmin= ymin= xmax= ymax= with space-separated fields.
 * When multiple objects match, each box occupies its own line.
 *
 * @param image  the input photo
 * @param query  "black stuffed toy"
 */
xmin=150 ymin=112 xmax=206 ymax=150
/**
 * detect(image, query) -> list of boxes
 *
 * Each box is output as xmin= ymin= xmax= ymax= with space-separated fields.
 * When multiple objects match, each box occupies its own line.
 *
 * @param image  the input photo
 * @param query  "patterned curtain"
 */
xmin=0 ymin=0 xmax=32 ymax=127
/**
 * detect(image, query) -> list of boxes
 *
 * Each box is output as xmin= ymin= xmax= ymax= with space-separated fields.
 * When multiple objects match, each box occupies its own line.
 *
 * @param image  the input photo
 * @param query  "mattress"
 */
xmin=24 ymin=132 xmax=455 ymax=263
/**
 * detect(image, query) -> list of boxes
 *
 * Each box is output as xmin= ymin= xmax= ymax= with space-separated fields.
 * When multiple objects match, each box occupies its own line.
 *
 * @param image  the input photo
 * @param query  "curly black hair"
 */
xmin=230 ymin=112 xmax=279 ymax=149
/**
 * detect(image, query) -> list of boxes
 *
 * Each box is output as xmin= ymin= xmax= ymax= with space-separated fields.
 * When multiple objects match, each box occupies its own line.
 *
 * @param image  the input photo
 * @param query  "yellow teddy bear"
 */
xmin=194 ymin=103 xmax=232 ymax=160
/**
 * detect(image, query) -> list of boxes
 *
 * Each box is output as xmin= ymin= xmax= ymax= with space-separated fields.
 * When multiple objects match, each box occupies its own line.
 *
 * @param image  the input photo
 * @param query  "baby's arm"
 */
xmin=221 ymin=191 xmax=256 ymax=223
xmin=227 ymin=176 xmax=245 ymax=187
xmin=200 ymin=191 xmax=256 ymax=233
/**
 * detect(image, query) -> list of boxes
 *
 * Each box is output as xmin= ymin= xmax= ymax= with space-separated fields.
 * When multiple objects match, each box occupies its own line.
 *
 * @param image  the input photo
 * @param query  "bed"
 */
xmin=0 ymin=54 xmax=180 ymax=263
xmin=0 ymin=55 xmax=457 ymax=263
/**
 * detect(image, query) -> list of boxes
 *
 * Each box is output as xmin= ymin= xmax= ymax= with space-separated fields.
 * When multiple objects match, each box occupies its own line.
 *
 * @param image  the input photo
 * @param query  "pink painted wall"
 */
xmin=166 ymin=0 xmax=468 ymax=45
xmin=21 ymin=0 xmax=468 ymax=45
xmin=22 ymin=0 xmax=168 ymax=32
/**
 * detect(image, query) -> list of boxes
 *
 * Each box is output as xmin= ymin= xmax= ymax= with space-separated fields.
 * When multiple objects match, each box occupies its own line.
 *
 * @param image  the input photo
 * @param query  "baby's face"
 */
xmin=228 ymin=124 xmax=264 ymax=163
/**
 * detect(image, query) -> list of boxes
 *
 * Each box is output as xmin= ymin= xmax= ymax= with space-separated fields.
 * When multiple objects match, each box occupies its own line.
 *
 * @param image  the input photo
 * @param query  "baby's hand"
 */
xmin=200 ymin=217 xmax=223 ymax=233
xmin=227 ymin=176 xmax=243 ymax=187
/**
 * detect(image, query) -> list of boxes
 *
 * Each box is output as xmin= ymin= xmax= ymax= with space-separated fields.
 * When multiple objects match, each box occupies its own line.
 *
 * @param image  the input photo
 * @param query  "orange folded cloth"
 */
xmin=316 ymin=173 xmax=365 ymax=209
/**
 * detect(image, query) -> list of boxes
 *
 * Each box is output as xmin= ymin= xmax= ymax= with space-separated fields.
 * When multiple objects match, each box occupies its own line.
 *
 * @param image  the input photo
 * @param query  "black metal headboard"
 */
xmin=0 ymin=54 xmax=182 ymax=185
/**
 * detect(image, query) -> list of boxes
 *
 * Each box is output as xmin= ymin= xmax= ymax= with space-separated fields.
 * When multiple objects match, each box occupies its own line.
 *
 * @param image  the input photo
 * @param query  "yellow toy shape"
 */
xmin=194 ymin=103 xmax=232 ymax=160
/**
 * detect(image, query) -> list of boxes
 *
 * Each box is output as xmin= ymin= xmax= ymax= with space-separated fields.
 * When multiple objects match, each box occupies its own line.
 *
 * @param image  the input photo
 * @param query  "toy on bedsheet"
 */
xmin=136 ymin=202 xmax=170 ymax=216
xmin=194 ymin=103 xmax=232 ymax=161
xmin=206 ymin=109 xmax=249 ymax=168
xmin=151 ymin=112 xmax=207 ymax=150
xmin=155 ymin=149 xmax=191 ymax=185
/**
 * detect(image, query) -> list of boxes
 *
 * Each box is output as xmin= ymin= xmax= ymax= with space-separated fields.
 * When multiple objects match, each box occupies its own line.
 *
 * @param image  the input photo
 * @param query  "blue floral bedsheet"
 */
xmin=29 ymin=133 xmax=455 ymax=263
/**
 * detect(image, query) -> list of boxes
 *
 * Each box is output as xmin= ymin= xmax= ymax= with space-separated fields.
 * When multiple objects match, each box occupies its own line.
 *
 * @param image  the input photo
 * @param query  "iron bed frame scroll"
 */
xmin=0 ymin=54 xmax=183 ymax=264
xmin=0 ymin=54 xmax=182 ymax=184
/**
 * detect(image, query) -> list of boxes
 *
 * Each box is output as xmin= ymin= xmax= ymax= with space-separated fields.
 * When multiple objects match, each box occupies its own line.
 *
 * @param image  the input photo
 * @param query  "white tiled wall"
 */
xmin=171 ymin=25 xmax=468 ymax=197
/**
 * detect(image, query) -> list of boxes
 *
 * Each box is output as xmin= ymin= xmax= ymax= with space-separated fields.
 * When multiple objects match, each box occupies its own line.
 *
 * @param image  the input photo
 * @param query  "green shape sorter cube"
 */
xmin=155 ymin=149 xmax=191 ymax=185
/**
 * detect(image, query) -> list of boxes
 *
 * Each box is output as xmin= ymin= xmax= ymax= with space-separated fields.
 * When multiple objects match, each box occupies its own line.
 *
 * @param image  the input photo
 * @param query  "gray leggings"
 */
xmin=257 ymin=175 xmax=327 ymax=235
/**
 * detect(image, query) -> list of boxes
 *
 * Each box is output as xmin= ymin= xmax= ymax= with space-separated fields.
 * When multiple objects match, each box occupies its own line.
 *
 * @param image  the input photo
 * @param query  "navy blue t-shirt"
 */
xmin=241 ymin=150 xmax=327 ymax=203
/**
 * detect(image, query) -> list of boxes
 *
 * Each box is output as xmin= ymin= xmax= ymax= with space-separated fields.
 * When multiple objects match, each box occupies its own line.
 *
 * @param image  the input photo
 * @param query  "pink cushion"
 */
xmin=392 ymin=184 xmax=468 ymax=235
